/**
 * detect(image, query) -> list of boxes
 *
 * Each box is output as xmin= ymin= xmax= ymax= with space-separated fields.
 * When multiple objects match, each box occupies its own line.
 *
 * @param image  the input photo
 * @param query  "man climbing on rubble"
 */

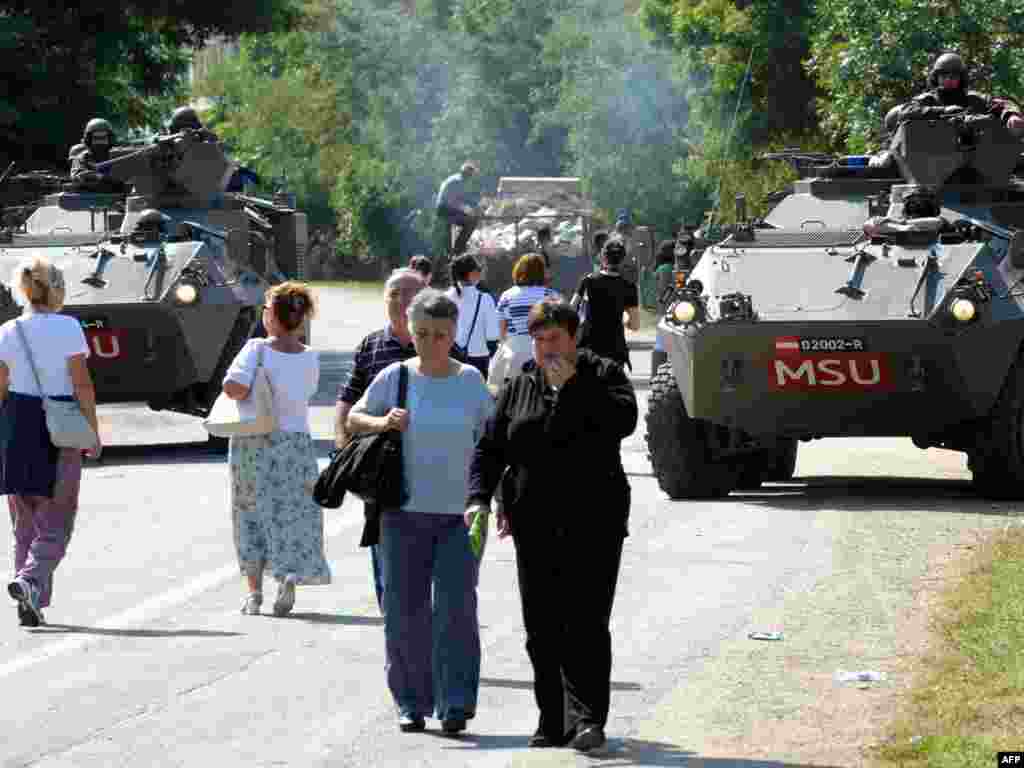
xmin=435 ymin=162 xmax=480 ymax=257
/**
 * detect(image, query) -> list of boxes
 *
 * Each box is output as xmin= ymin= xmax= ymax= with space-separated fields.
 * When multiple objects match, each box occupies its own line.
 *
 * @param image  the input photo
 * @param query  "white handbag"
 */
xmin=15 ymin=319 xmax=98 ymax=450
xmin=203 ymin=341 xmax=277 ymax=438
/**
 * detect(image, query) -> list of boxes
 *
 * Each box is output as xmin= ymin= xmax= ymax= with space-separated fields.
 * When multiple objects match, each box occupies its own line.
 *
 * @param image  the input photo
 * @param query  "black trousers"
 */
xmin=513 ymin=523 xmax=624 ymax=740
xmin=439 ymin=205 xmax=478 ymax=256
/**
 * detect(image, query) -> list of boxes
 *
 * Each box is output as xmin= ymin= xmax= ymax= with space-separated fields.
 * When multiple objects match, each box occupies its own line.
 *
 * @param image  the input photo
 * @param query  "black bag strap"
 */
xmin=397 ymin=362 xmax=408 ymax=409
xmin=459 ymin=293 xmax=483 ymax=350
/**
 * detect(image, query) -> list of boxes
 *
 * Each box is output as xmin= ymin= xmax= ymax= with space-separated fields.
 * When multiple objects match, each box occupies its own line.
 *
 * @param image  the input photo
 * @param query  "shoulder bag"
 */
xmin=451 ymin=292 xmax=482 ymax=363
xmin=313 ymin=363 xmax=409 ymax=509
xmin=572 ymin=274 xmax=592 ymax=344
xmin=15 ymin=319 xmax=98 ymax=450
xmin=203 ymin=341 xmax=277 ymax=438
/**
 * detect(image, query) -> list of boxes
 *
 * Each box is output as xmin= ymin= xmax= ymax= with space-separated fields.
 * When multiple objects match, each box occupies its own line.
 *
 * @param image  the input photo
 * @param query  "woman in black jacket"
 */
xmin=466 ymin=298 xmax=638 ymax=753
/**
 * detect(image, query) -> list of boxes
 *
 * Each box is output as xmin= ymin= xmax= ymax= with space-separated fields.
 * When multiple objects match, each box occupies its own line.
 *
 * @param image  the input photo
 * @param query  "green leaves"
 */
xmin=809 ymin=0 xmax=1024 ymax=150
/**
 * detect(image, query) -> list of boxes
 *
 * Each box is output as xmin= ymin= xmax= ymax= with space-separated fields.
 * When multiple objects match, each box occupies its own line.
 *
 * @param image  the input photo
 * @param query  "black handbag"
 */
xmin=313 ymin=363 xmax=409 ymax=509
xmin=451 ymin=292 xmax=482 ymax=363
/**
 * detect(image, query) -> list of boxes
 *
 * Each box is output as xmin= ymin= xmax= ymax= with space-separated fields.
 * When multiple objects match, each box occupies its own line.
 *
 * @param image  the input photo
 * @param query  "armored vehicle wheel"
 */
xmin=645 ymin=363 xmax=738 ymax=499
xmin=735 ymin=438 xmax=797 ymax=490
xmin=207 ymin=434 xmax=230 ymax=454
xmin=970 ymin=354 xmax=1024 ymax=499
xmin=764 ymin=438 xmax=798 ymax=482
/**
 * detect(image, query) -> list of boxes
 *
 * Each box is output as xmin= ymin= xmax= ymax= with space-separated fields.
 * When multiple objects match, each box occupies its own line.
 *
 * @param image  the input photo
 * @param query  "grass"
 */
xmin=872 ymin=525 xmax=1024 ymax=768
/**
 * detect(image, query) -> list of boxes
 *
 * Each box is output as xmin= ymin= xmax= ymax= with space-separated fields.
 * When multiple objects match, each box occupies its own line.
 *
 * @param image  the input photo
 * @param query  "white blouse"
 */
xmin=224 ymin=339 xmax=319 ymax=434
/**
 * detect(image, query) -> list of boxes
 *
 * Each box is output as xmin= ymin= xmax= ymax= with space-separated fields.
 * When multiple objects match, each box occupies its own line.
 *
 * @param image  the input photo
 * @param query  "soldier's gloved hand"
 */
xmin=868 ymin=151 xmax=892 ymax=169
xmin=1007 ymin=115 xmax=1024 ymax=138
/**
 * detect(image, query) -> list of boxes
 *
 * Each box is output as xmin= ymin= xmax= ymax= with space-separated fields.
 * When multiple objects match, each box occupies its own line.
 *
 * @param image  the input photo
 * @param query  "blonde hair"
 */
xmin=15 ymin=256 xmax=65 ymax=310
xmin=265 ymin=281 xmax=316 ymax=332
xmin=512 ymin=252 xmax=546 ymax=286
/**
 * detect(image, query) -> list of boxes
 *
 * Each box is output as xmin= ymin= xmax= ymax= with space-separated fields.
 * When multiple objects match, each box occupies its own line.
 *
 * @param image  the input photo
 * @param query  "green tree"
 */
xmin=640 ymin=0 xmax=819 ymax=142
xmin=809 ymin=0 xmax=1024 ymax=152
xmin=0 ymin=0 xmax=299 ymax=170
xmin=535 ymin=1 xmax=711 ymax=234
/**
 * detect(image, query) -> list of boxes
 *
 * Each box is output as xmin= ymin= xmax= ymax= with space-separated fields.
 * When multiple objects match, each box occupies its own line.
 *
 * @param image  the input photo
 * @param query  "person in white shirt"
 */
xmin=445 ymin=254 xmax=499 ymax=379
xmin=489 ymin=253 xmax=559 ymax=388
xmin=0 ymin=257 xmax=100 ymax=627
xmin=222 ymin=282 xmax=330 ymax=617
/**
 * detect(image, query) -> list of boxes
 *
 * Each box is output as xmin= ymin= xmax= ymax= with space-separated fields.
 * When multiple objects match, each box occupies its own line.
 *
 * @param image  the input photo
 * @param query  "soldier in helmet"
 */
xmin=870 ymin=53 xmax=1024 ymax=168
xmin=166 ymin=106 xmax=218 ymax=142
xmin=69 ymin=118 xmax=120 ymax=183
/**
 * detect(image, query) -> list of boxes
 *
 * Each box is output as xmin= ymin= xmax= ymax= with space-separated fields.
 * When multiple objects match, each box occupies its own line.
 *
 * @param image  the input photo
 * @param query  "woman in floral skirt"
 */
xmin=222 ymin=282 xmax=329 ymax=616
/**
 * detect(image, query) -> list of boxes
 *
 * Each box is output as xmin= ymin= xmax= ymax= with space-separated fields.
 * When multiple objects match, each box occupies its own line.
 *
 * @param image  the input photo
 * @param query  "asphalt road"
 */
xmin=0 ymin=286 xmax=1019 ymax=767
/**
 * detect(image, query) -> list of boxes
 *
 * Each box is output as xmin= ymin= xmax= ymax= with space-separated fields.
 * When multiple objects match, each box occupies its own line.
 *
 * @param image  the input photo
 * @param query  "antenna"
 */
xmin=708 ymin=47 xmax=755 ymax=229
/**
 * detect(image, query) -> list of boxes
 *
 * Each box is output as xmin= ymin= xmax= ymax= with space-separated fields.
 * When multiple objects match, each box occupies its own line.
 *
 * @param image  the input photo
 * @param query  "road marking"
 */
xmin=0 ymin=462 xmax=358 ymax=681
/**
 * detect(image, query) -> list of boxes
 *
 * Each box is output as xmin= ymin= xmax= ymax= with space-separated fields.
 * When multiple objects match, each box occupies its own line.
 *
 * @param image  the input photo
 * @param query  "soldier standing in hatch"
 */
xmin=165 ymin=106 xmax=219 ymax=142
xmin=68 ymin=118 xmax=118 ymax=183
xmin=435 ymin=162 xmax=480 ymax=258
xmin=871 ymin=52 xmax=1024 ymax=168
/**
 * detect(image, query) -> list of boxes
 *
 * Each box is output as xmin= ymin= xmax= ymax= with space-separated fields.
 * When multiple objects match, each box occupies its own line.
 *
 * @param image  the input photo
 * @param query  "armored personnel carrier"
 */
xmin=0 ymin=129 xmax=307 ymax=426
xmin=648 ymin=111 xmax=1024 ymax=499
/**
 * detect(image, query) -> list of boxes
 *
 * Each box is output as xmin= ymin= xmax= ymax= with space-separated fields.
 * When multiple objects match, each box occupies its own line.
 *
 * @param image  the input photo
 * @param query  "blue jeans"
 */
xmin=371 ymin=544 xmax=385 ymax=614
xmin=379 ymin=511 xmax=481 ymax=720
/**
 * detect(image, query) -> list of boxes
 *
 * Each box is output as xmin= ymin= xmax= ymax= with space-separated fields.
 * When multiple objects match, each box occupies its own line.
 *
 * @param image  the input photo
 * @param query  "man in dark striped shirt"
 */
xmin=335 ymin=268 xmax=424 ymax=614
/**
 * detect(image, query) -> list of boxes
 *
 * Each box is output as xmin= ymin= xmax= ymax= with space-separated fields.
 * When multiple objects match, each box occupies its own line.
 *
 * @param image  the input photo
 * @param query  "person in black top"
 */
xmin=466 ymin=298 xmax=638 ymax=753
xmin=571 ymin=239 xmax=639 ymax=369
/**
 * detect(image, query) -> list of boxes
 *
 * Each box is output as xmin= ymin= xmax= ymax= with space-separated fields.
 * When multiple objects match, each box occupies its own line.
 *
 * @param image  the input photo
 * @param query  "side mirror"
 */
xmin=1010 ymin=229 xmax=1024 ymax=269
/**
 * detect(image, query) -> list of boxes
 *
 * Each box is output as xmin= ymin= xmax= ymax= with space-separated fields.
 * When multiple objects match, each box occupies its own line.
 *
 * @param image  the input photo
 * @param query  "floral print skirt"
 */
xmin=229 ymin=431 xmax=331 ymax=586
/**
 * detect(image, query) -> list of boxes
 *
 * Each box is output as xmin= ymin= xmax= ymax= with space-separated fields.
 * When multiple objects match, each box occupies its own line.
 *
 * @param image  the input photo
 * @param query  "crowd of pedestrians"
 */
xmin=4 ymin=240 xmax=641 ymax=753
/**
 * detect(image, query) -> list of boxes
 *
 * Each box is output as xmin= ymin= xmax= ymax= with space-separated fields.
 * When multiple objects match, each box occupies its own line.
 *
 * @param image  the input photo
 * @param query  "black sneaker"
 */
xmin=9 ymin=579 xmax=42 ymax=628
xmin=440 ymin=716 xmax=467 ymax=735
xmin=397 ymin=713 xmax=426 ymax=733
xmin=572 ymin=725 xmax=606 ymax=753
xmin=528 ymin=729 xmax=569 ymax=748
xmin=17 ymin=602 xmax=34 ymax=627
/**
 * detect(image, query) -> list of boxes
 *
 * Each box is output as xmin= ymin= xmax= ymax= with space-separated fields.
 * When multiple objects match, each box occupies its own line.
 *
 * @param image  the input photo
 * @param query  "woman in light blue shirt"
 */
xmin=348 ymin=288 xmax=493 ymax=736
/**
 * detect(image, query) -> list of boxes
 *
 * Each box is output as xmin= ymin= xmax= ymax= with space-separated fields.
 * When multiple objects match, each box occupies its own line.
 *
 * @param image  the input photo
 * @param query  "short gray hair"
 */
xmin=385 ymin=268 xmax=423 ymax=294
xmin=407 ymin=287 xmax=458 ymax=328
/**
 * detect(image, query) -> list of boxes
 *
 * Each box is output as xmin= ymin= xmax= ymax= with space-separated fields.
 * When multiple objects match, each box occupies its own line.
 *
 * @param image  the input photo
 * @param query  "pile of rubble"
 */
xmin=468 ymin=187 xmax=593 ymax=255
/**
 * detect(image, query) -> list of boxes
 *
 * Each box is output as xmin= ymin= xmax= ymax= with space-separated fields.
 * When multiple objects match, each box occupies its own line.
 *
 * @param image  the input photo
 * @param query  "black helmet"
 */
xmin=169 ymin=106 xmax=202 ymax=132
xmin=929 ymin=52 xmax=967 ymax=89
xmin=83 ymin=118 xmax=114 ymax=147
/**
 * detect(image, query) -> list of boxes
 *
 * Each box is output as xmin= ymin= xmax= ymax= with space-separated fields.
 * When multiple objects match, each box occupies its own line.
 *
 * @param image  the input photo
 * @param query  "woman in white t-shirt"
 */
xmin=490 ymin=253 xmax=559 ymax=387
xmin=445 ymin=254 xmax=499 ymax=379
xmin=222 ymin=282 xmax=330 ymax=617
xmin=0 ymin=257 xmax=99 ymax=627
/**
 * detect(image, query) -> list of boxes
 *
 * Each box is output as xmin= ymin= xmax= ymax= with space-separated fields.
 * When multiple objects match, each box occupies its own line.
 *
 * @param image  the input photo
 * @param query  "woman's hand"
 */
xmin=382 ymin=407 xmax=409 ymax=432
xmin=83 ymin=438 xmax=102 ymax=460
xmin=543 ymin=355 xmax=576 ymax=388
xmin=495 ymin=511 xmax=511 ymax=539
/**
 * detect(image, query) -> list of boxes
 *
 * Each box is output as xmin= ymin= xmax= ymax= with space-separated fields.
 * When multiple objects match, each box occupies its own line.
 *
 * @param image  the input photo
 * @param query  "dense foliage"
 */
xmin=0 ymin=0 xmax=299 ymax=170
xmin=7 ymin=0 xmax=1024 ymax=264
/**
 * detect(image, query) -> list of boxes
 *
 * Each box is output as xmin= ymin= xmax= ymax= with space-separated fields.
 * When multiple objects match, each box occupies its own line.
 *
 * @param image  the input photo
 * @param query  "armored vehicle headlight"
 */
xmin=174 ymin=282 xmax=199 ymax=305
xmin=673 ymin=301 xmax=697 ymax=324
xmin=950 ymin=298 xmax=976 ymax=322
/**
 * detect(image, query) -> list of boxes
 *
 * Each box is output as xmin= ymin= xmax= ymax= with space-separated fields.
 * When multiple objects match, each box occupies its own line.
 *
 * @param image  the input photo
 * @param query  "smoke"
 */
xmin=326 ymin=0 xmax=704 ymax=239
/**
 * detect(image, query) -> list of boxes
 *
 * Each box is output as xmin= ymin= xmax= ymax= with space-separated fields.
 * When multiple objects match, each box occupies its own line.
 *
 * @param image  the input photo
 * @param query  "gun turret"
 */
xmin=95 ymin=131 xmax=233 ymax=206
xmin=891 ymin=113 xmax=1021 ymax=187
